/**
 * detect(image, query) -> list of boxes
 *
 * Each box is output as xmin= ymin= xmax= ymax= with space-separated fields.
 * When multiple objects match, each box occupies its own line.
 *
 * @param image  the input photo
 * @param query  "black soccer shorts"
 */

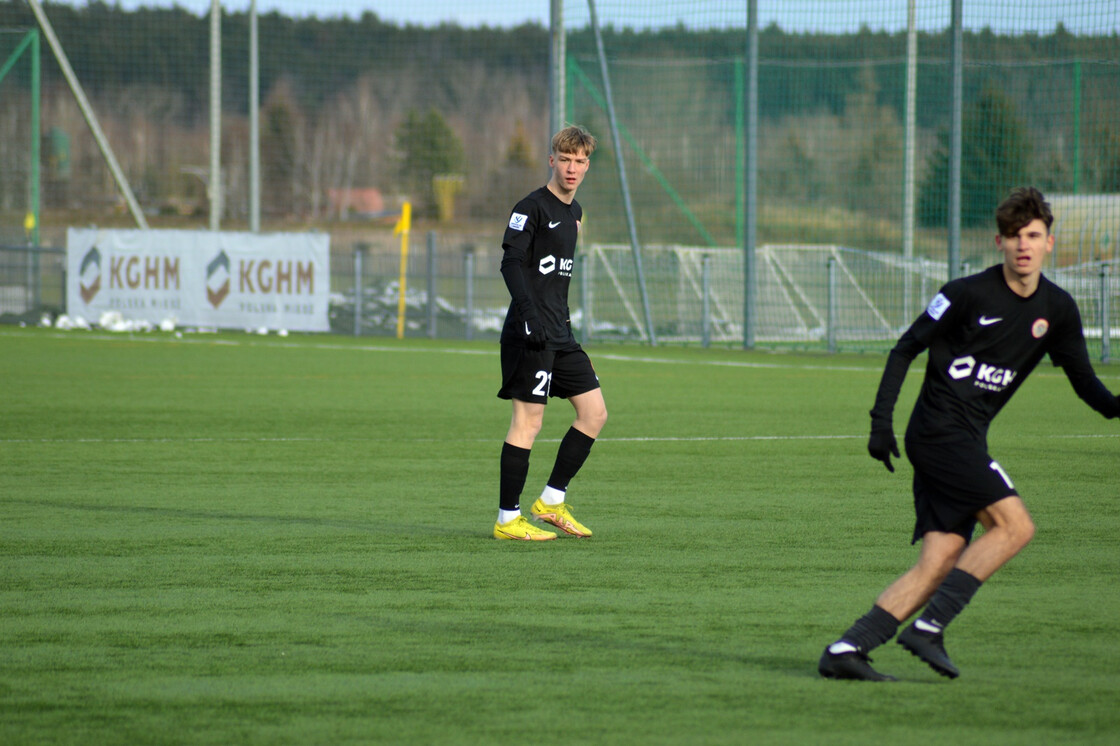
xmin=904 ymin=437 xmax=1019 ymax=544
xmin=496 ymin=344 xmax=600 ymax=404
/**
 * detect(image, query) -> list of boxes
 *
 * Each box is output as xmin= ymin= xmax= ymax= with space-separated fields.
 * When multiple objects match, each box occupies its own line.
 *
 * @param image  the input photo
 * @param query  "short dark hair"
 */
xmin=995 ymin=186 xmax=1053 ymax=236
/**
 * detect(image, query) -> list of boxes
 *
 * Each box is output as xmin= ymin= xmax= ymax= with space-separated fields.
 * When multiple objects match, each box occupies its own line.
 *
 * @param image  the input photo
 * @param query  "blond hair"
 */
xmin=551 ymin=125 xmax=597 ymax=157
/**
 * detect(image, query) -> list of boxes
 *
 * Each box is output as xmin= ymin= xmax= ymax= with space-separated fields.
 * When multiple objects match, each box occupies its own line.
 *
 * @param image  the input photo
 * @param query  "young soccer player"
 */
xmin=819 ymin=186 xmax=1120 ymax=680
xmin=493 ymin=125 xmax=607 ymax=541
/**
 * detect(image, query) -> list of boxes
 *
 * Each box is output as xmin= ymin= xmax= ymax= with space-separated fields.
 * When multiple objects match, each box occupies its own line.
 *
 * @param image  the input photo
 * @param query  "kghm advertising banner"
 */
xmin=67 ymin=229 xmax=331 ymax=332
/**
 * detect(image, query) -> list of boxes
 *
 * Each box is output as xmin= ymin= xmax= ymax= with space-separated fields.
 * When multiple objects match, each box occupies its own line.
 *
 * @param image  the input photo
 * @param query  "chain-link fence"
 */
xmin=1 ymin=1 xmax=1117 ymax=354
xmin=0 ymin=244 xmax=64 ymax=322
xmin=2 ymin=229 xmax=1116 ymax=359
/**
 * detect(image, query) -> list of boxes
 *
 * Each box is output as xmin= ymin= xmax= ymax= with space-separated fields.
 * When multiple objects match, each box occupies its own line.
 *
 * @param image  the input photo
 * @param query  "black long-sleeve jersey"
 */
xmin=871 ymin=265 xmax=1119 ymax=445
xmin=499 ymin=186 xmax=582 ymax=350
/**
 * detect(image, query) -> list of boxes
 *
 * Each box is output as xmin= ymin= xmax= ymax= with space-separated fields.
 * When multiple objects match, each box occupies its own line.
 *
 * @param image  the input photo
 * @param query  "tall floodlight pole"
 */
xmin=209 ymin=0 xmax=222 ymax=231
xmin=743 ymin=0 xmax=758 ymax=349
xmin=549 ymin=0 xmax=565 ymax=136
xmin=249 ymin=0 xmax=260 ymax=232
xmin=948 ymin=0 xmax=963 ymax=280
xmin=588 ymin=0 xmax=657 ymax=345
xmin=902 ymin=0 xmax=917 ymax=320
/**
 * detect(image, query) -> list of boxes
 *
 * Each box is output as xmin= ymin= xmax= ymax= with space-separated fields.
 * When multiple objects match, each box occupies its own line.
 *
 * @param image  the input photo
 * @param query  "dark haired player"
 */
xmin=493 ymin=125 xmax=607 ymax=541
xmin=819 ymin=187 xmax=1120 ymax=680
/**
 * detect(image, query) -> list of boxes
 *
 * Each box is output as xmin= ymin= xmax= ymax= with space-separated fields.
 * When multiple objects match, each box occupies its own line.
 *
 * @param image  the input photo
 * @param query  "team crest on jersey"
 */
xmin=508 ymin=212 xmax=528 ymax=231
xmin=926 ymin=292 xmax=950 ymax=320
xmin=1031 ymin=318 xmax=1049 ymax=339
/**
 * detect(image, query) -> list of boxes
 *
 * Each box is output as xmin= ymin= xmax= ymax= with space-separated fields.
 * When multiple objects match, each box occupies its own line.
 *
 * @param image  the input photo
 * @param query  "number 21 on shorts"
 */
xmin=533 ymin=370 xmax=553 ymax=397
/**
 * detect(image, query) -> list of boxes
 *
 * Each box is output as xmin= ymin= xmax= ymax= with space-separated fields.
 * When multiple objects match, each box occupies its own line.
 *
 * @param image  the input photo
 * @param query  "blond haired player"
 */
xmin=493 ymin=125 xmax=607 ymax=541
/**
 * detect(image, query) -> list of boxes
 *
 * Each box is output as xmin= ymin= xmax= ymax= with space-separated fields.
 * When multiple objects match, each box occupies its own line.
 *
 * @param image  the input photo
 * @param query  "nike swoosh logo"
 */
xmin=828 ymin=642 xmax=858 ymax=655
xmin=914 ymin=619 xmax=943 ymax=634
xmin=548 ymin=221 xmax=561 ymax=228
xmin=524 ymin=322 xmax=532 ymax=336
xmin=978 ymin=316 xmax=1002 ymax=326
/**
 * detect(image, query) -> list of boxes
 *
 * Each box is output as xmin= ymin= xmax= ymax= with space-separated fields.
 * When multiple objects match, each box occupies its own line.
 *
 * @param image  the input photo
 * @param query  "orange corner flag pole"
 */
xmin=394 ymin=202 xmax=412 ymax=339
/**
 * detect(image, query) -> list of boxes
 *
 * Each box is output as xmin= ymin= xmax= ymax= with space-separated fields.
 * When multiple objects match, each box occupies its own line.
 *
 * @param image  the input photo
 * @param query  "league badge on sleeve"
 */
xmin=509 ymin=212 xmax=528 ymax=231
xmin=926 ymin=292 xmax=951 ymax=321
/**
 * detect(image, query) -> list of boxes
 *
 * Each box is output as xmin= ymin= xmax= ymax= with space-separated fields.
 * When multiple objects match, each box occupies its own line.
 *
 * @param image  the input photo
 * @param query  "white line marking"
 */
xmin=602 ymin=435 xmax=861 ymax=442
xmin=0 ymin=435 xmax=859 ymax=445
xmin=2 ymin=433 xmax=1117 ymax=446
xmin=5 ymin=328 xmax=1119 ymax=380
xmin=594 ymin=352 xmax=876 ymax=373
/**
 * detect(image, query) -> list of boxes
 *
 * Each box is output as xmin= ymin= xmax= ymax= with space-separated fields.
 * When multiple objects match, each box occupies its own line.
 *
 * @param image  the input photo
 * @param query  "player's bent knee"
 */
xmin=593 ymin=406 xmax=608 ymax=429
xmin=1003 ymin=503 xmax=1035 ymax=547
xmin=588 ymin=410 xmax=608 ymax=436
xmin=996 ymin=514 xmax=1034 ymax=554
xmin=1015 ymin=517 xmax=1036 ymax=548
xmin=573 ymin=398 xmax=607 ymax=434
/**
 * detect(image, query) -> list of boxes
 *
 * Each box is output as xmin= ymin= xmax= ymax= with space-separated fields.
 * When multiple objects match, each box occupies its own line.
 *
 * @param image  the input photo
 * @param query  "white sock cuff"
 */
xmin=540 ymin=485 xmax=566 ymax=505
xmin=498 ymin=509 xmax=521 ymax=525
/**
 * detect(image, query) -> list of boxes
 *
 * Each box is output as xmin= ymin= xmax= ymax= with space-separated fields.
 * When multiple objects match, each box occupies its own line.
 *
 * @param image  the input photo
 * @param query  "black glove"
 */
xmin=521 ymin=315 xmax=548 ymax=351
xmin=868 ymin=426 xmax=900 ymax=473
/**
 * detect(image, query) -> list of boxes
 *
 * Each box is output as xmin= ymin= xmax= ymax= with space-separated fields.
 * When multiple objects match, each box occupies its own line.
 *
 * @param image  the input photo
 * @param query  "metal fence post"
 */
xmin=579 ymin=252 xmax=591 ymax=344
xmin=827 ymin=255 xmax=838 ymax=354
xmin=427 ymin=230 xmax=437 ymax=339
xmin=701 ymin=253 xmax=711 ymax=348
xmin=920 ymin=259 xmax=929 ymax=308
xmin=353 ymin=243 xmax=366 ymax=337
xmin=464 ymin=249 xmax=474 ymax=342
xmin=26 ymin=240 xmax=40 ymax=311
xmin=32 ymin=246 xmax=42 ymax=310
xmin=1102 ymin=262 xmax=1111 ymax=364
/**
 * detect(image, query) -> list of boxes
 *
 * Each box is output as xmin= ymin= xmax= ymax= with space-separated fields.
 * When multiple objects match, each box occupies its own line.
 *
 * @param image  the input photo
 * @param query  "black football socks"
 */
xmin=914 ymin=568 xmax=982 ymax=632
xmin=546 ymin=427 xmax=595 ymax=493
xmin=499 ymin=442 xmax=531 ymax=512
xmin=834 ymin=605 xmax=900 ymax=653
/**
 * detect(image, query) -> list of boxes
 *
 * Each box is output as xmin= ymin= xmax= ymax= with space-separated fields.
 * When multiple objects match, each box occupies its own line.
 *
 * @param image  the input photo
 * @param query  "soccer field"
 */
xmin=1 ymin=328 xmax=1118 ymax=745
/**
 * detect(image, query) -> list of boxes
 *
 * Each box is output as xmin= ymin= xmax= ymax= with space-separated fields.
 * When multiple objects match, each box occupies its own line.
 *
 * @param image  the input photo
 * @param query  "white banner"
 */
xmin=67 ymin=228 xmax=331 ymax=332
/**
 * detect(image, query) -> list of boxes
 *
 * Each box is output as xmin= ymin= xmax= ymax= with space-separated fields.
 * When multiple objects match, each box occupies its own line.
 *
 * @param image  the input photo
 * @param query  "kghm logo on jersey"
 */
xmin=948 ymin=355 xmax=1017 ymax=392
xmin=538 ymin=255 xmax=574 ymax=277
xmin=1032 ymin=318 xmax=1049 ymax=339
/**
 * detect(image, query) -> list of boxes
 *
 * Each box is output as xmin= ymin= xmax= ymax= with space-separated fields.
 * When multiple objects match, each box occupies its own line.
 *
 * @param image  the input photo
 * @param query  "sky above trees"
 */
xmin=48 ymin=0 xmax=1116 ymax=34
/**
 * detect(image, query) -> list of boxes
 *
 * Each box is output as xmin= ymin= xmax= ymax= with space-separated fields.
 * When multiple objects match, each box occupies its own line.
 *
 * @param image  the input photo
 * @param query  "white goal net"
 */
xmin=579 ymin=243 xmax=950 ymax=346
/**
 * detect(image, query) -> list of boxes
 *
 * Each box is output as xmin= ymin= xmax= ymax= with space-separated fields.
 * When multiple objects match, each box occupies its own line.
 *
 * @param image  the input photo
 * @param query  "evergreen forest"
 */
xmin=1 ymin=1 xmax=1117 ymax=252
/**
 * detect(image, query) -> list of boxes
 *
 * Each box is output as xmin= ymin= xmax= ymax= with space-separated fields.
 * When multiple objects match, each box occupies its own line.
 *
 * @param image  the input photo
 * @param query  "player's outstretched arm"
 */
xmin=1047 ymin=301 xmax=1120 ymax=420
xmin=1062 ymin=364 xmax=1120 ymax=420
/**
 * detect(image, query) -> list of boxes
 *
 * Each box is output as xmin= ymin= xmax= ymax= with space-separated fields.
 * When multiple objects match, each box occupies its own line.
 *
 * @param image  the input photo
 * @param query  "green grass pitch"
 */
xmin=1 ymin=328 xmax=1118 ymax=745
